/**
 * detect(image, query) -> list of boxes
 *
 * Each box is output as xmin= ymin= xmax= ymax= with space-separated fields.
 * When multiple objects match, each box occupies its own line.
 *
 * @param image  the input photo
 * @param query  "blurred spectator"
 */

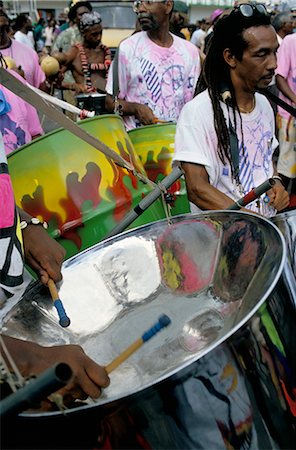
xmin=203 ymin=9 xmax=224 ymax=55
xmin=52 ymin=1 xmax=93 ymax=54
xmin=272 ymin=11 xmax=294 ymax=44
xmin=0 ymin=3 xmax=46 ymax=89
xmin=51 ymin=1 xmax=93 ymax=119
xmin=44 ymin=19 xmax=58 ymax=54
xmin=33 ymin=17 xmax=46 ymax=53
xmin=170 ymin=0 xmax=189 ymax=39
xmin=13 ymin=14 xmax=35 ymax=50
xmin=190 ymin=18 xmax=210 ymax=49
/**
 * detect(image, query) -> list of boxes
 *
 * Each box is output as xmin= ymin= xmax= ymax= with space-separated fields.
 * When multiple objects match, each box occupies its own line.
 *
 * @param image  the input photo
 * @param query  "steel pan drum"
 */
xmin=76 ymin=93 xmax=107 ymax=116
xmin=7 ymin=115 xmax=165 ymax=258
xmin=128 ymin=123 xmax=190 ymax=216
xmin=2 ymin=211 xmax=296 ymax=449
xmin=271 ymin=209 xmax=296 ymax=279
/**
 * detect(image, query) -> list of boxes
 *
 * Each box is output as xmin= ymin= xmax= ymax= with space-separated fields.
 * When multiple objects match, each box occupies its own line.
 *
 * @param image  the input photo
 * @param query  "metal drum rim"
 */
xmin=20 ymin=210 xmax=287 ymax=418
xmin=127 ymin=122 xmax=176 ymax=134
xmin=6 ymin=114 xmax=125 ymax=157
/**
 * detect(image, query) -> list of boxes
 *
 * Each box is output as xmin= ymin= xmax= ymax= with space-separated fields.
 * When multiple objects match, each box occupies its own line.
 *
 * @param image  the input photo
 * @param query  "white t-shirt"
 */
xmin=190 ymin=28 xmax=206 ymax=49
xmin=106 ymin=31 xmax=201 ymax=130
xmin=173 ymin=90 xmax=278 ymax=217
xmin=14 ymin=30 xmax=35 ymax=50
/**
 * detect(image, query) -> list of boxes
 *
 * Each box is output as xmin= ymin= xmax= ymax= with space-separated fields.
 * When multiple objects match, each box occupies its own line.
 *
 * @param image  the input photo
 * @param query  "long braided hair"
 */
xmin=196 ymin=9 xmax=271 ymax=183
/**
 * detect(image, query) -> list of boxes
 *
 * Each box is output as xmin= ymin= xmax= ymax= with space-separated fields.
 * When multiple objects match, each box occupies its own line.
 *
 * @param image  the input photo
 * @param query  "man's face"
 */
xmin=76 ymin=6 xmax=91 ymax=23
xmin=0 ymin=3 xmax=9 ymax=31
xmin=83 ymin=23 xmax=102 ymax=48
xmin=231 ymin=25 xmax=278 ymax=91
xmin=136 ymin=1 xmax=172 ymax=32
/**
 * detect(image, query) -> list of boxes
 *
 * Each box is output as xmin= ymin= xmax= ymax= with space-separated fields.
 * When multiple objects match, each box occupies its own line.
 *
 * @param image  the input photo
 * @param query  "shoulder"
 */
xmin=172 ymin=34 xmax=199 ymax=55
xmin=180 ymin=90 xmax=213 ymax=120
xmin=11 ymin=39 xmax=36 ymax=55
xmin=120 ymin=31 xmax=145 ymax=48
xmin=255 ymin=92 xmax=274 ymax=117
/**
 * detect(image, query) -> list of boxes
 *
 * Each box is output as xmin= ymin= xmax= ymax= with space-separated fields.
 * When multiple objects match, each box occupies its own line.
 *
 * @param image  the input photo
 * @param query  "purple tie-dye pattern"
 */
xmin=1 ymin=114 xmax=26 ymax=153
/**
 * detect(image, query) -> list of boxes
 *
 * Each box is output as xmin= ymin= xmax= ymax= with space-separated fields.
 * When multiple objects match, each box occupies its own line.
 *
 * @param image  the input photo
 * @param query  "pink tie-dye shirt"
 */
xmin=1 ymin=39 xmax=45 ymax=88
xmin=0 ymin=70 xmax=43 ymax=155
xmin=275 ymin=33 xmax=296 ymax=120
xmin=106 ymin=31 xmax=201 ymax=130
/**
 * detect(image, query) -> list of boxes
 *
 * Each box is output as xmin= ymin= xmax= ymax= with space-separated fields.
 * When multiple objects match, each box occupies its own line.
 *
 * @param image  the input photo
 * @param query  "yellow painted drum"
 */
xmin=128 ymin=123 xmax=190 ymax=216
xmin=8 ymin=115 xmax=166 ymax=258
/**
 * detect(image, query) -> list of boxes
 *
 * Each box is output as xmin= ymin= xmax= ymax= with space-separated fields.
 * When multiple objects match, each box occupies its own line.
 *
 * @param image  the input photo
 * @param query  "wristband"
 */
xmin=20 ymin=217 xmax=48 ymax=230
xmin=272 ymin=175 xmax=283 ymax=185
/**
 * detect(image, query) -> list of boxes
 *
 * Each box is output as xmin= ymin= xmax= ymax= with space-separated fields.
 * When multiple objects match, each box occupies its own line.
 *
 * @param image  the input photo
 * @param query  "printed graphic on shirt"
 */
xmin=0 ymin=159 xmax=23 ymax=290
xmin=1 ymin=114 xmax=26 ymax=153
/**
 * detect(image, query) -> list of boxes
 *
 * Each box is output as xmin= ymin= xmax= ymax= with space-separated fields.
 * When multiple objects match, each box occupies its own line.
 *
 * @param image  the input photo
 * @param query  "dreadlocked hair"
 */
xmin=195 ymin=8 xmax=271 ymax=183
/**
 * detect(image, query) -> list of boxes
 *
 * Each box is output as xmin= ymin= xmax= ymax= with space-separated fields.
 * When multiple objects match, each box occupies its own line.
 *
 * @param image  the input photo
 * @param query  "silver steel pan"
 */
xmin=2 ymin=211 xmax=296 ymax=450
xmin=271 ymin=209 xmax=296 ymax=279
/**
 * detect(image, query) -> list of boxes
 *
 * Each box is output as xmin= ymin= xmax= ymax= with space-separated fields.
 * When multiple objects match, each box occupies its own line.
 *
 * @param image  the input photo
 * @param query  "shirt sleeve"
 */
xmin=31 ymin=50 xmax=46 ymax=88
xmin=26 ymin=102 xmax=43 ymax=137
xmin=173 ymin=102 xmax=213 ymax=168
xmin=275 ymin=37 xmax=290 ymax=78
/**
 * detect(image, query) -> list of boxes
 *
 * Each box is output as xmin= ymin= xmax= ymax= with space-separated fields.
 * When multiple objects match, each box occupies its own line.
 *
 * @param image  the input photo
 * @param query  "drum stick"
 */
xmin=48 ymin=279 xmax=71 ymax=328
xmin=153 ymin=118 xmax=168 ymax=124
xmin=227 ymin=178 xmax=275 ymax=210
xmin=105 ymin=314 xmax=171 ymax=374
xmin=106 ymin=166 xmax=184 ymax=238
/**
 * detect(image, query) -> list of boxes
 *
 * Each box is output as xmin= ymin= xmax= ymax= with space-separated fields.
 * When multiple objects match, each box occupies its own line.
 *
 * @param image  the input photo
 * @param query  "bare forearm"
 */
xmin=276 ymin=75 xmax=296 ymax=104
xmin=105 ymin=94 xmax=139 ymax=116
xmin=1 ymin=335 xmax=42 ymax=377
xmin=187 ymin=181 xmax=237 ymax=210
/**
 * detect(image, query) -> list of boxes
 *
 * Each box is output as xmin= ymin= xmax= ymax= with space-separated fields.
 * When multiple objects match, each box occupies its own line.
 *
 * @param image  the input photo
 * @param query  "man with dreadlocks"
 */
xmin=173 ymin=3 xmax=289 ymax=217
xmin=53 ymin=10 xmax=111 ymax=112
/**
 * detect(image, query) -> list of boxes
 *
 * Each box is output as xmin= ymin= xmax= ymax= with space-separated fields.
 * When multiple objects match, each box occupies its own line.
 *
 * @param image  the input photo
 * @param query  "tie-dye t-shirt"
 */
xmin=106 ymin=31 xmax=201 ymax=130
xmin=1 ymin=39 xmax=45 ymax=88
xmin=0 ymin=70 xmax=43 ymax=155
xmin=173 ymin=90 xmax=278 ymax=217
xmin=275 ymin=33 xmax=296 ymax=120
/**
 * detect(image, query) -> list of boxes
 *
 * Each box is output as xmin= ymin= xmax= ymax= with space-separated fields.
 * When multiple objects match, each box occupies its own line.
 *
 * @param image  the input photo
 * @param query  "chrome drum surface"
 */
xmin=1 ymin=211 xmax=295 ymax=450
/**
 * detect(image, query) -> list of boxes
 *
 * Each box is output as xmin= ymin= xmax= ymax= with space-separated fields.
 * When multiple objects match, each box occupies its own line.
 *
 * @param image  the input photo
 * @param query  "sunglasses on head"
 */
xmin=234 ymin=3 xmax=268 ymax=17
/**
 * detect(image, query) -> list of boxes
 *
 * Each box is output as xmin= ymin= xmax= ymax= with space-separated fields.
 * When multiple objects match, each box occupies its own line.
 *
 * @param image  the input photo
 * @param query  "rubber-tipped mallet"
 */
xmin=47 ymin=279 xmax=71 ymax=328
xmin=105 ymin=314 xmax=171 ymax=374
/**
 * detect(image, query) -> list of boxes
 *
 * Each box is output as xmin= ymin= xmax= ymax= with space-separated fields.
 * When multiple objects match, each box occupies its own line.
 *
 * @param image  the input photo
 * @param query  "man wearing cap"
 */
xmin=105 ymin=0 xmax=200 ymax=130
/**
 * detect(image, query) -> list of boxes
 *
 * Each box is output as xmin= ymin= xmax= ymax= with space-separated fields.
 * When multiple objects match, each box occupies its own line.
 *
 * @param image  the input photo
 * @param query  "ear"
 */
xmin=223 ymin=48 xmax=237 ymax=68
xmin=165 ymin=0 xmax=174 ymax=15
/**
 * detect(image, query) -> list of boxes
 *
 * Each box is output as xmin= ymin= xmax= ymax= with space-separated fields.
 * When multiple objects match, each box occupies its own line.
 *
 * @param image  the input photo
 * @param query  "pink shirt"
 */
xmin=0 ymin=70 xmax=43 ymax=155
xmin=106 ymin=32 xmax=201 ymax=130
xmin=1 ymin=39 xmax=45 ymax=88
xmin=275 ymin=33 xmax=296 ymax=120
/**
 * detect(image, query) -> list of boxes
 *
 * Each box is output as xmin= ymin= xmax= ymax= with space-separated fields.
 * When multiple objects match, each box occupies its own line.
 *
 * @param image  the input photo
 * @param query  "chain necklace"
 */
xmin=76 ymin=43 xmax=111 ymax=92
xmin=238 ymin=97 xmax=256 ymax=114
